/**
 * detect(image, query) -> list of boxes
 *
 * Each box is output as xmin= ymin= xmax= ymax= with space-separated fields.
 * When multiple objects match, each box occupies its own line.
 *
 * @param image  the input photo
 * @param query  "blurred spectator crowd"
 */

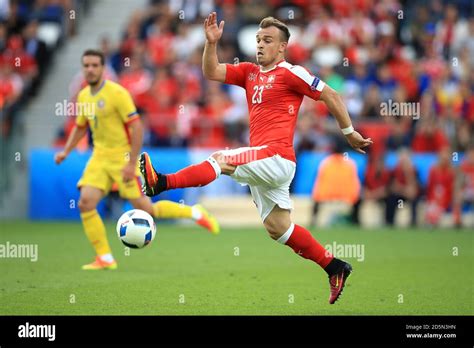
xmin=341 ymin=144 xmax=473 ymax=228
xmin=56 ymin=0 xmax=473 ymax=150
xmin=308 ymin=136 xmax=474 ymax=228
xmin=51 ymin=0 xmax=473 ymax=226
xmin=0 ymin=0 xmax=91 ymax=136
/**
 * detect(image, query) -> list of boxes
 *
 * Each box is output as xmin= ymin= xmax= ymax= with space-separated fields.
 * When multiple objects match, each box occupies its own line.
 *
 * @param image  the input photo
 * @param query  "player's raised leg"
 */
xmin=140 ymin=151 xmax=236 ymax=196
xmin=264 ymin=206 xmax=352 ymax=304
xmin=79 ymin=186 xmax=117 ymax=270
xmin=129 ymin=196 xmax=220 ymax=235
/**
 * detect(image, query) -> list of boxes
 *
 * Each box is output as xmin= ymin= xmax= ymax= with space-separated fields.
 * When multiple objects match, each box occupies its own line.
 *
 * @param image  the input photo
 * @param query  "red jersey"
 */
xmin=364 ymin=164 xmax=391 ymax=191
xmin=411 ymin=130 xmax=449 ymax=153
xmin=426 ymin=165 xmax=454 ymax=210
xmin=225 ymin=60 xmax=325 ymax=162
xmin=460 ymin=161 xmax=474 ymax=197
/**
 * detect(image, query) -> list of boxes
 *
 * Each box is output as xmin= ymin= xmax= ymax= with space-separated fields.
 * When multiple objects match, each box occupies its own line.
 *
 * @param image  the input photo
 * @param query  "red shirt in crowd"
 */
xmin=411 ymin=130 xmax=449 ymax=152
xmin=364 ymin=163 xmax=391 ymax=191
xmin=460 ymin=160 xmax=474 ymax=198
xmin=426 ymin=164 xmax=454 ymax=210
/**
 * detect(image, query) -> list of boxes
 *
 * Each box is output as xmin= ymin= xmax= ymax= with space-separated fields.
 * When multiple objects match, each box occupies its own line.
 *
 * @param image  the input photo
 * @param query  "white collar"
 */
xmin=259 ymin=60 xmax=287 ymax=73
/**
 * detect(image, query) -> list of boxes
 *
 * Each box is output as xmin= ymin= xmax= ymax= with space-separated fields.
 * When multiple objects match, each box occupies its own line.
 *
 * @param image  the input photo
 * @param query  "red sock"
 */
xmin=166 ymin=161 xmax=218 ymax=189
xmin=285 ymin=224 xmax=333 ymax=268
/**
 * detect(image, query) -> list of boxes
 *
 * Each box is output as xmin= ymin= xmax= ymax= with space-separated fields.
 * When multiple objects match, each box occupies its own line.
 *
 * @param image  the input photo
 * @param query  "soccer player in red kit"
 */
xmin=140 ymin=13 xmax=373 ymax=304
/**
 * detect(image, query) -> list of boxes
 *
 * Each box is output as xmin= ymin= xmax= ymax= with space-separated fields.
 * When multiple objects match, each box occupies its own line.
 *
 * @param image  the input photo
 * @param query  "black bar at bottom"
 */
xmin=0 ymin=315 xmax=472 ymax=346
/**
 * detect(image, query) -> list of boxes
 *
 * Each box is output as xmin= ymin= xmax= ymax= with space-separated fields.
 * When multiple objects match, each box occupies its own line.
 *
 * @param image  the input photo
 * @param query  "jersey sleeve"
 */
xmin=224 ymin=62 xmax=253 ymax=88
xmin=116 ymin=86 xmax=139 ymax=124
xmin=75 ymin=92 xmax=88 ymax=128
xmin=284 ymin=65 xmax=326 ymax=100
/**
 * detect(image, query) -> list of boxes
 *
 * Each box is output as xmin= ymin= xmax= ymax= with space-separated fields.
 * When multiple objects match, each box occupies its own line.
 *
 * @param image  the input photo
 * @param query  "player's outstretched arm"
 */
xmin=54 ymin=125 xmax=88 ymax=164
xmin=320 ymin=85 xmax=373 ymax=154
xmin=202 ymin=12 xmax=226 ymax=82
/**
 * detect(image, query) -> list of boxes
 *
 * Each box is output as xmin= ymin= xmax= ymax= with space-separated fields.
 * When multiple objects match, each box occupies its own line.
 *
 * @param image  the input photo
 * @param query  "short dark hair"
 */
xmin=82 ymin=49 xmax=105 ymax=65
xmin=259 ymin=16 xmax=290 ymax=42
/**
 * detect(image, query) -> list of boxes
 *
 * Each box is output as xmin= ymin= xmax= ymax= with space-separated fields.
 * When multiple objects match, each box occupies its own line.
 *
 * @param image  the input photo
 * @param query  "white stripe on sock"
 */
xmin=99 ymin=253 xmax=114 ymax=263
xmin=191 ymin=205 xmax=203 ymax=220
xmin=206 ymin=156 xmax=221 ymax=178
xmin=277 ymin=223 xmax=295 ymax=244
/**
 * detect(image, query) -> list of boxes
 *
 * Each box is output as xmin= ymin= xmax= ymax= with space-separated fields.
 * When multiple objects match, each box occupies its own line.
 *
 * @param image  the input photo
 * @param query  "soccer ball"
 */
xmin=116 ymin=209 xmax=156 ymax=249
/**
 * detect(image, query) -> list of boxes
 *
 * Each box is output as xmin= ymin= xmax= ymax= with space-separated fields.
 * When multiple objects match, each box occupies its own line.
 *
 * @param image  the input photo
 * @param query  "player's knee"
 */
xmin=142 ymin=206 xmax=153 ymax=215
xmin=264 ymin=213 xmax=293 ymax=240
xmin=132 ymin=200 xmax=153 ymax=215
xmin=263 ymin=220 xmax=284 ymax=240
xmin=78 ymin=197 xmax=96 ymax=212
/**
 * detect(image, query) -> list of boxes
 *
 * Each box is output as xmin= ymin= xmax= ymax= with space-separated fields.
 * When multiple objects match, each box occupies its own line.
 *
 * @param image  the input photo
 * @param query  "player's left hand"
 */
xmin=54 ymin=151 xmax=68 ymax=164
xmin=345 ymin=131 xmax=373 ymax=154
xmin=122 ymin=162 xmax=136 ymax=183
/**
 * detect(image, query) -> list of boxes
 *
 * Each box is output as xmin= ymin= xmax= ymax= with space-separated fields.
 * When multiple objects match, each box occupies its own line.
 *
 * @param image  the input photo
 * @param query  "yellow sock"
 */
xmin=152 ymin=200 xmax=193 ymax=219
xmin=80 ymin=209 xmax=111 ymax=256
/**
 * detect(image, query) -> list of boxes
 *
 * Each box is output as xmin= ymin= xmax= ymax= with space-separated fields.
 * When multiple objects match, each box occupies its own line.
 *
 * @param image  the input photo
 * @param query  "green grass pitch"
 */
xmin=0 ymin=221 xmax=472 ymax=315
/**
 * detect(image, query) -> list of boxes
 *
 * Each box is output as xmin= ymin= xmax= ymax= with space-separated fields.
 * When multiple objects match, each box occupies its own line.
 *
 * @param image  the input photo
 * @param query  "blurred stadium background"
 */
xmin=0 ymin=0 xmax=473 ymax=229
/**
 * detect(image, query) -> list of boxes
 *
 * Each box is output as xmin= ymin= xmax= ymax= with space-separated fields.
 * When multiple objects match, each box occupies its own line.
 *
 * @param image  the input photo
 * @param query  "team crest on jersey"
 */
xmin=248 ymin=73 xmax=256 ymax=81
xmin=97 ymin=99 xmax=105 ymax=108
xmin=267 ymin=75 xmax=275 ymax=83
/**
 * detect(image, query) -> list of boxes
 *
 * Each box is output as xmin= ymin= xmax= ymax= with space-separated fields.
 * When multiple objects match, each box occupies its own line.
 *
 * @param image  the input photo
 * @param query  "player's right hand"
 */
xmin=204 ymin=12 xmax=224 ymax=44
xmin=54 ymin=151 xmax=67 ymax=165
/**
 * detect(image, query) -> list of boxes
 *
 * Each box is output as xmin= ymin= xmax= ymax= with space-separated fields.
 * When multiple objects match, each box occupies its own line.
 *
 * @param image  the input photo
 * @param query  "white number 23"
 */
xmin=252 ymin=85 xmax=264 ymax=104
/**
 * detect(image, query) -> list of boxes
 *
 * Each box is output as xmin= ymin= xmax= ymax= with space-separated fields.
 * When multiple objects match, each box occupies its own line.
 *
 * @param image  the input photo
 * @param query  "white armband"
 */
xmin=341 ymin=125 xmax=354 ymax=135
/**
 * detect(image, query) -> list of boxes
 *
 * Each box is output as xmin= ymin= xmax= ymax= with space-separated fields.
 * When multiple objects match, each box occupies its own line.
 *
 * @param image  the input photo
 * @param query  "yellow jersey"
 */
xmin=76 ymin=80 xmax=139 ymax=157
